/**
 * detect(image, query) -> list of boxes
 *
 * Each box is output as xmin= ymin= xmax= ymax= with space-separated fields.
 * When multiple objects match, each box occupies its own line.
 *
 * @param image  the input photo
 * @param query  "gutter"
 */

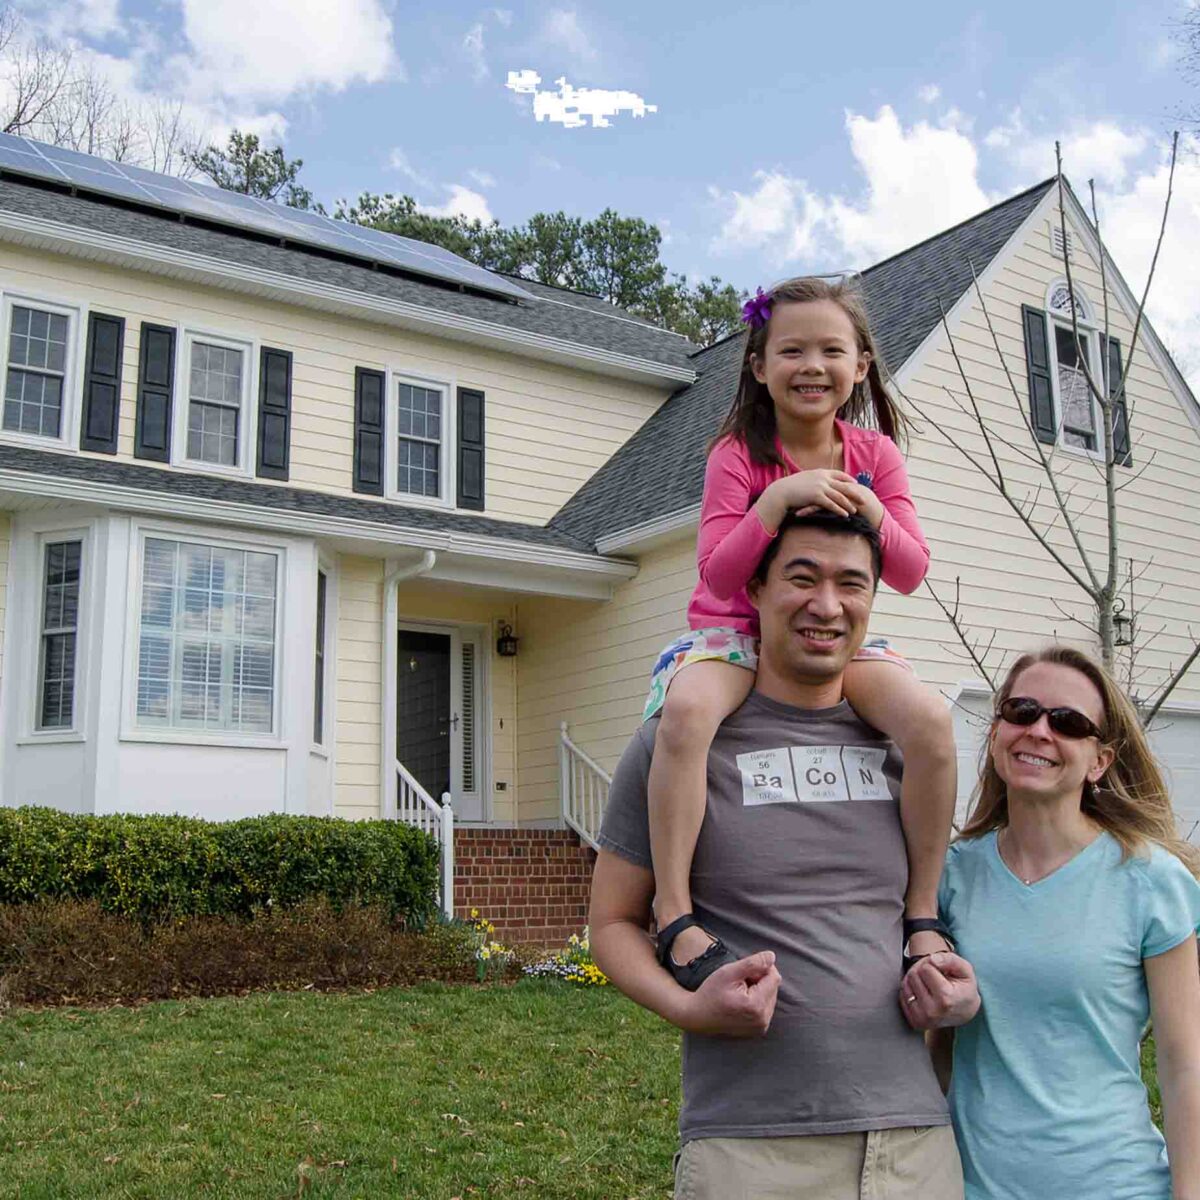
xmin=0 ymin=211 xmax=698 ymax=388
xmin=595 ymin=503 xmax=701 ymax=555
xmin=0 ymin=466 xmax=640 ymax=582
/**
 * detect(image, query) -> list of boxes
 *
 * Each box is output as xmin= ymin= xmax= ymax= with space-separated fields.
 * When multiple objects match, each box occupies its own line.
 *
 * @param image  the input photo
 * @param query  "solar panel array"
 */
xmin=0 ymin=132 xmax=533 ymax=303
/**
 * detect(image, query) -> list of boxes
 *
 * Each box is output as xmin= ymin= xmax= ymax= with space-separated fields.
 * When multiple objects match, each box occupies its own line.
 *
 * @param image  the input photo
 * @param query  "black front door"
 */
xmin=397 ymin=630 xmax=451 ymax=802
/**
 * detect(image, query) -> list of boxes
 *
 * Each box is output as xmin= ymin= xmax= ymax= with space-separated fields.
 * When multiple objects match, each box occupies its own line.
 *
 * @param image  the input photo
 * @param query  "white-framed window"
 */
xmin=0 ymin=295 xmax=79 ymax=446
xmin=1046 ymin=283 xmax=1102 ymax=454
xmin=175 ymin=331 xmax=253 ymax=473
xmin=133 ymin=534 xmax=280 ymax=735
xmin=36 ymin=537 xmax=83 ymax=730
xmin=390 ymin=374 xmax=452 ymax=504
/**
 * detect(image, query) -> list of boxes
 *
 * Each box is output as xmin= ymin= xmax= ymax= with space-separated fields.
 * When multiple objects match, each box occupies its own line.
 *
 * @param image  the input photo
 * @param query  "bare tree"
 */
xmin=908 ymin=135 xmax=1199 ymax=724
xmin=0 ymin=5 xmax=201 ymax=174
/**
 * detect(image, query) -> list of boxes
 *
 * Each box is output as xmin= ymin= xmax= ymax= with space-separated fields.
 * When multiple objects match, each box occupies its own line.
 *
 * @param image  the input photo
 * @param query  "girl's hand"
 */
xmin=832 ymin=480 xmax=886 ymax=529
xmin=757 ymin=470 xmax=857 ymax=531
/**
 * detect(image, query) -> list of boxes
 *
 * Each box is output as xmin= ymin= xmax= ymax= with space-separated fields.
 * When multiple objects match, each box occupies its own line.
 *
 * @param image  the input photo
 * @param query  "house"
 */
xmin=0 ymin=135 xmax=1196 ymax=942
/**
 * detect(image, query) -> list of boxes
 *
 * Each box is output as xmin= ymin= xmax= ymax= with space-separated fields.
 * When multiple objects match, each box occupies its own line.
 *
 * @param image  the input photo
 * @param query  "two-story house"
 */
xmin=0 ymin=135 xmax=1196 ymax=941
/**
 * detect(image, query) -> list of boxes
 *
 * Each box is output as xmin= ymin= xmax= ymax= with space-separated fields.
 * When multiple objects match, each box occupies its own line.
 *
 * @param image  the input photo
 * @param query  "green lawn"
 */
xmin=0 ymin=981 xmax=681 ymax=1200
xmin=0 ymin=982 xmax=1165 ymax=1200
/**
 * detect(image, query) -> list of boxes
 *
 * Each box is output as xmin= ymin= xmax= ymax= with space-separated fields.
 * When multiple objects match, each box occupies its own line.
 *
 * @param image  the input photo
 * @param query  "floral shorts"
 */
xmin=642 ymin=627 xmax=911 ymax=722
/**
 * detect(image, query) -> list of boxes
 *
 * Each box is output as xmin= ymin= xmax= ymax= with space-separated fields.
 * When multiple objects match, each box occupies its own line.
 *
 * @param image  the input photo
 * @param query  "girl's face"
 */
xmin=750 ymin=299 xmax=870 ymax=429
xmin=990 ymin=662 xmax=1115 ymax=803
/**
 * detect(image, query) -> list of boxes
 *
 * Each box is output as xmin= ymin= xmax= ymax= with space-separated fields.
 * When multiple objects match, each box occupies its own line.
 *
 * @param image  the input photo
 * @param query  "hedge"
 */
xmin=0 ymin=807 xmax=440 ymax=925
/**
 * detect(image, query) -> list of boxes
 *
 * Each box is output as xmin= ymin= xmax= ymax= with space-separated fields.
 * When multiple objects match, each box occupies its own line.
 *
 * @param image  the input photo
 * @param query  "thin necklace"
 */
xmin=998 ymin=828 xmax=1048 ymax=886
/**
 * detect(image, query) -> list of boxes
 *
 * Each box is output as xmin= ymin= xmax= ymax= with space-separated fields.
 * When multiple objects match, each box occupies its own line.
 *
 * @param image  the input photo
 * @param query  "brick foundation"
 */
xmin=453 ymin=827 xmax=596 ymax=945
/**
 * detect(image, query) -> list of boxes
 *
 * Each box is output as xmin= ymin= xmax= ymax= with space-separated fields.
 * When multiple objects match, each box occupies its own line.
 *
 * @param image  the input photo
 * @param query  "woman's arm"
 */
xmin=1146 ymin=934 xmax=1200 ymax=1200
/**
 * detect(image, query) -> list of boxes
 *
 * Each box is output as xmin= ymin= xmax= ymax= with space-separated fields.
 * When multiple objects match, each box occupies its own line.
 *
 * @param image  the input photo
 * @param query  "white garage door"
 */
xmin=949 ymin=692 xmax=1200 ymax=844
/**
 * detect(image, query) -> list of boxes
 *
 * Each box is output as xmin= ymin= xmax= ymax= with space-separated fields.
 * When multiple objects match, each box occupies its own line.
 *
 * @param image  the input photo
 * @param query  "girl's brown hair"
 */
xmin=712 ymin=275 xmax=909 ymax=466
xmin=960 ymin=645 xmax=1200 ymax=877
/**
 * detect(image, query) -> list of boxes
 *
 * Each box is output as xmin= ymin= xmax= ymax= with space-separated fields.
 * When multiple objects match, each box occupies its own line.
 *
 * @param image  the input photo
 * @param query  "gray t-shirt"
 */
xmin=598 ymin=690 xmax=949 ymax=1143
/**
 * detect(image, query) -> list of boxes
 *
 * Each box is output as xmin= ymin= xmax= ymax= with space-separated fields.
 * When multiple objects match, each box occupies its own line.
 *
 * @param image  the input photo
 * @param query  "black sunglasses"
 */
xmin=997 ymin=696 xmax=1105 ymax=741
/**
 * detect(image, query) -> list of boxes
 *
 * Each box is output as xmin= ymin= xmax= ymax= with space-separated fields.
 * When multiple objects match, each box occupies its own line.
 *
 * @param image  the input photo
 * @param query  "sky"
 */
xmin=11 ymin=0 xmax=1200 ymax=380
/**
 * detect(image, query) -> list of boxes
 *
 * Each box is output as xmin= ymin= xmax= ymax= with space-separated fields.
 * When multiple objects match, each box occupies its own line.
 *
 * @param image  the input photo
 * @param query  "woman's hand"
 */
xmin=899 ymin=953 xmax=981 ymax=1031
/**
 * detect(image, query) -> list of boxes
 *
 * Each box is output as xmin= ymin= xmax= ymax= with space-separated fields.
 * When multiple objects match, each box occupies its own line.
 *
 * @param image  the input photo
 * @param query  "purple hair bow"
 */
xmin=740 ymin=287 xmax=772 ymax=330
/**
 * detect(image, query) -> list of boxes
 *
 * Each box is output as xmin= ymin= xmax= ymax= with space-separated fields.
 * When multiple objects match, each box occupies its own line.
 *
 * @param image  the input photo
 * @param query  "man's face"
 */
xmin=749 ymin=527 xmax=876 ymax=682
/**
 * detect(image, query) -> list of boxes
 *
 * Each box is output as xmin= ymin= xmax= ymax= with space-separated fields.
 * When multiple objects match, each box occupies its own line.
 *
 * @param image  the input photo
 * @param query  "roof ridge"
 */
xmin=862 ymin=177 xmax=1055 ymax=278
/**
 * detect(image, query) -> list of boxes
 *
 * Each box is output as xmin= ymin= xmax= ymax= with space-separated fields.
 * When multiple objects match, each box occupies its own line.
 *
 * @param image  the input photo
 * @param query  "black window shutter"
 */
xmin=353 ymin=367 xmax=385 ymax=495
xmin=1021 ymin=305 xmax=1057 ymax=445
xmin=1100 ymin=334 xmax=1132 ymax=467
xmin=456 ymin=387 xmax=485 ymax=511
xmin=256 ymin=347 xmax=293 ymax=480
xmin=80 ymin=312 xmax=124 ymax=454
xmin=134 ymin=323 xmax=176 ymax=462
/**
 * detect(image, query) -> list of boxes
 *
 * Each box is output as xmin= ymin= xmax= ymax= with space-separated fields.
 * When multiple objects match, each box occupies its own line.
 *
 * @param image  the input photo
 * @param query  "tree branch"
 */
xmin=925 ymin=577 xmax=999 ymax=691
xmin=1142 ymin=636 xmax=1200 ymax=725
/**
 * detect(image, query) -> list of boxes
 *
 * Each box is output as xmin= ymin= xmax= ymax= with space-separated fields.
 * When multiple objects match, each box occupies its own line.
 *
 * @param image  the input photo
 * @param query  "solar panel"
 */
xmin=0 ymin=131 xmax=532 ymax=302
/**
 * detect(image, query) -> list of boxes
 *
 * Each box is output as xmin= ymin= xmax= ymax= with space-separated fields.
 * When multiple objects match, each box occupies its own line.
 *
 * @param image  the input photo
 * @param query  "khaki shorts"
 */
xmin=674 ymin=1125 xmax=963 ymax=1200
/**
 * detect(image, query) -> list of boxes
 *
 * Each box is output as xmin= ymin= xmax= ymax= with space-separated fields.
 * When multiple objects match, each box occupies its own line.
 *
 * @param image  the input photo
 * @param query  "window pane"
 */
xmin=314 ymin=571 xmax=326 ymax=745
xmin=397 ymin=438 xmax=440 ymax=497
xmin=187 ymin=342 xmax=242 ymax=465
xmin=9 ymin=306 xmax=68 ymax=372
xmin=136 ymin=537 xmax=277 ymax=733
xmin=4 ymin=369 xmax=63 ymax=437
xmin=1054 ymin=325 xmax=1096 ymax=449
xmin=187 ymin=401 xmax=238 ymax=465
xmin=38 ymin=540 xmax=81 ymax=730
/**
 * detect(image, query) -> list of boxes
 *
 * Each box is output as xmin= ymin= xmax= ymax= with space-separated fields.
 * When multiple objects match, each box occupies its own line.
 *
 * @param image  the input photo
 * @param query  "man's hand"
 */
xmin=677 ymin=951 xmax=782 ymax=1038
xmin=898 ymin=953 xmax=980 ymax=1031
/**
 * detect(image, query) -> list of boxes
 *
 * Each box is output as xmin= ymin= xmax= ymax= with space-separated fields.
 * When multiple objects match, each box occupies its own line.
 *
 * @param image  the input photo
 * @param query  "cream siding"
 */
xmin=334 ymin=555 xmax=383 ymax=820
xmin=516 ymin=535 xmax=695 ymax=823
xmin=0 ymin=244 xmax=668 ymax=525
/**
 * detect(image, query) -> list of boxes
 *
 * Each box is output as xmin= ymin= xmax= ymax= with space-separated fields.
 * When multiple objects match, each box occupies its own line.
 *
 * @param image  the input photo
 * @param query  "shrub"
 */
xmin=0 ymin=807 xmax=439 ymax=926
xmin=0 ymin=899 xmax=523 ymax=1006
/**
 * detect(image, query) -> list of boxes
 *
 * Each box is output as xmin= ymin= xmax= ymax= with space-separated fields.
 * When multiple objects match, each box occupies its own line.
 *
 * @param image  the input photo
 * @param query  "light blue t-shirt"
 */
xmin=939 ymin=830 xmax=1200 ymax=1200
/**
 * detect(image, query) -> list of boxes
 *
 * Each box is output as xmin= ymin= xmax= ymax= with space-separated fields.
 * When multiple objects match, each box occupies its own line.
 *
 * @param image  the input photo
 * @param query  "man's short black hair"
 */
xmin=752 ymin=509 xmax=883 ymax=585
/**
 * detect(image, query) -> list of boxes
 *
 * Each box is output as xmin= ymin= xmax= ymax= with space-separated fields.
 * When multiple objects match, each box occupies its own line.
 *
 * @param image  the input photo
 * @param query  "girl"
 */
xmin=647 ymin=275 xmax=958 ymax=986
xmin=926 ymin=647 xmax=1200 ymax=1198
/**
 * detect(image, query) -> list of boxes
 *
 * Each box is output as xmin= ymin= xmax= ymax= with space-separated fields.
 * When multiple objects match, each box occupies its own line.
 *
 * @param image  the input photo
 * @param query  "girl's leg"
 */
xmin=648 ymin=659 xmax=756 ymax=967
xmin=844 ymin=661 xmax=957 ymax=958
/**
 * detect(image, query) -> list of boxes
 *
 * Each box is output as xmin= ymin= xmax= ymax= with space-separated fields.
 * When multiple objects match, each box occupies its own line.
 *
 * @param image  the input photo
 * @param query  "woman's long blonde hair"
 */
xmin=960 ymin=645 xmax=1200 ymax=877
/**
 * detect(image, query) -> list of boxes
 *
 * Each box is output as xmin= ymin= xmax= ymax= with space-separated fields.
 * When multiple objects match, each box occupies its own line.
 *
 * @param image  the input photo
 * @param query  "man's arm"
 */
xmin=589 ymin=848 xmax=781 ymax=1037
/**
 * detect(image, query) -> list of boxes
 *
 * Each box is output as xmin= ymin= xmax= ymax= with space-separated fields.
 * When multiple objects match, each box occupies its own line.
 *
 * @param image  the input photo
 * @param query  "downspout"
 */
xmin=381 ymin=550 xmax=438 ymax=820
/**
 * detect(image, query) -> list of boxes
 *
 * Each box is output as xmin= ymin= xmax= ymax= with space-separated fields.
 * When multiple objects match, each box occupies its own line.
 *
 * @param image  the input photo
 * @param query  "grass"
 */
xmin=0 ymin=981 xmax=1165 ymax=1200
xmin=0 ymin=981 xmax=681 ymax=1200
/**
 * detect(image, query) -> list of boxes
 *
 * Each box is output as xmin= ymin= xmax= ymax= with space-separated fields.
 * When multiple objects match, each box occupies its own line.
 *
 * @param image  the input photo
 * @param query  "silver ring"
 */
xmin=905 ymin=994 xmax=917 ymax=1004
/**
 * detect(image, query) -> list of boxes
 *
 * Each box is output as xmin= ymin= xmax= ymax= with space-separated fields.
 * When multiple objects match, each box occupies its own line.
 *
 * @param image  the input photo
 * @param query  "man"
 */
xmin=590 ymin=509 xmax=979 ymax=1200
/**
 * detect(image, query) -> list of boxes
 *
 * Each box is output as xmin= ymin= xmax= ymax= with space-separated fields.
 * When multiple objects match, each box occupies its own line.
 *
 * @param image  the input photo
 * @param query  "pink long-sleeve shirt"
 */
xmin=687 ymin=419 xmax=930 ymax=635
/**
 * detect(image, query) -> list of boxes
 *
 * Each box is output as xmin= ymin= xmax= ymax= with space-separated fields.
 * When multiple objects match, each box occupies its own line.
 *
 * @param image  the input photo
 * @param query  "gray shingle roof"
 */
xmin=552 ymin=180 xmax=1056 ymax=547
xmin=0 ymin=442 xmax=595 ymax=553
xmin=0 ymin=177 xmax=696 ymax=373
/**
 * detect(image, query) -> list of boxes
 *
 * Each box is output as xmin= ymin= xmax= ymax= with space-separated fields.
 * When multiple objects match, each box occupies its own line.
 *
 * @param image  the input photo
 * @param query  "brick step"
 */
xmin=453 ymin=828 xmax=596 ymax=944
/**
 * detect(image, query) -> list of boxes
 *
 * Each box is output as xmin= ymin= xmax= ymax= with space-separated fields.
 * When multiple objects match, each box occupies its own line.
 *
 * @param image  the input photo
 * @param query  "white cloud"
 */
xmin=491 ymin=8 xmax=513 ymax=27
xmin=420 ymin=185 xmax=494 ymax=223
xmin=541 ymin=10 xmax=597 ymax=64
xmin=708 ymin=171 xmax=826 ymax=260
xmin=463 ymin=22 xmax=488 ymax=82
xmin=387 ymin=147 xmax=434 ymax=188
xmin=918 ymin=84 xmax=941 ymax=104
xmin=34 ymin=0 xmax=121 ymax=39
xmin=986 ymin=110 xmax=1150 ymax=189
xmin=504 ymin=70 xmax=656 ymax=128
xmin=174 ymin=0 xmax=397 ymax=102
xmin=467 ymin=167 xmax=496 ymax=188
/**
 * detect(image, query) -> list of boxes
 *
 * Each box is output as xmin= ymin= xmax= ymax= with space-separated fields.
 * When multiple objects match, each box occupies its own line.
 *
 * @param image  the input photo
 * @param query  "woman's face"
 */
xmin=990 ymin=662 xmax=1115 ymax=802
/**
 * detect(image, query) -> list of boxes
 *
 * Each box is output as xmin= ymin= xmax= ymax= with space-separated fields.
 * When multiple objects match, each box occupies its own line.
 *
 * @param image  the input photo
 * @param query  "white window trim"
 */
xmin=14 ymin=520 xmax=94 ymax=745
xmin=0 ymin=289 xmax=85 ymax=452
xmin=119 ymin=518 xmax=287 ymax=748
xmin=171 ymin=325 xmax=259 ymax=479
xmin=1044 ymin=280 xmax=1106 ymax=463
xmin=385 ymin=367 xmax=456 ymax=510
xmin=310 ymin=555 xmax=336 ymax=756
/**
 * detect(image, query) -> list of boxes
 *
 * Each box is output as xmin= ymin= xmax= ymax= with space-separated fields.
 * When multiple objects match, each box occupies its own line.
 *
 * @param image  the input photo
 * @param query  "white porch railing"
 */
xmin=559 ymin=722 xmax=611 ymax=850
xmin=396 ymin=760 xmax=454 ymax=918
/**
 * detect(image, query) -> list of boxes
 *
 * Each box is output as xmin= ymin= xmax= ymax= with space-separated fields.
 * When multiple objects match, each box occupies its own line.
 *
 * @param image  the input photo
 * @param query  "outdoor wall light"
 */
xmin=1113 ymin=601 xmax=1135 ymax=648
xmin=496 ymin=622 xmax=519 ymax=657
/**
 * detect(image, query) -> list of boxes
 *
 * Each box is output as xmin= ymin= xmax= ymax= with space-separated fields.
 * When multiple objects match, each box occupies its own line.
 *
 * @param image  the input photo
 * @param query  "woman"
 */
xmin=920 ymin=646 xmax=1200 ymax=1199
